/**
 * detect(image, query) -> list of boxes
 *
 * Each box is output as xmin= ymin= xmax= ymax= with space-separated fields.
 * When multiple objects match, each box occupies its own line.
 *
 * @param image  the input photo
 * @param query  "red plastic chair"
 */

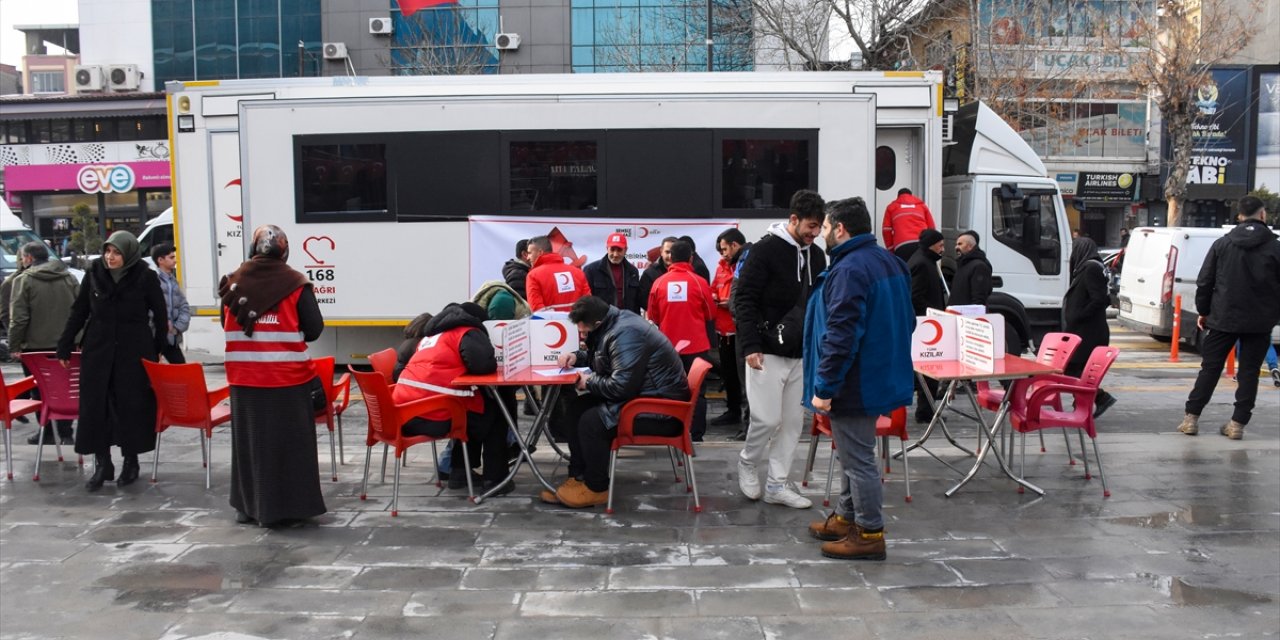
xmin=1 ymin=370 xmax=43 ymax=480
xmin=803 ymin=407 xmax=912 ymax=505
xmin=141 ymin=360 xmax=231 ymax=489
xmin=606 ymin=358 xmax=712 ymax=515
xmin=1008 ymin=346 xmax=1121 ymax=498
xmin=312 ymin=356 xmax=352 ymax=481
xmin=19 ymin=352 xmax=83 ymax=480
xmin=367 ymin=348 xmax=397 ymax=383
xmin=976 ymin=332 xmax=1082 ymax=457
xmin=351 ymin=367 xmax=473 ymax=516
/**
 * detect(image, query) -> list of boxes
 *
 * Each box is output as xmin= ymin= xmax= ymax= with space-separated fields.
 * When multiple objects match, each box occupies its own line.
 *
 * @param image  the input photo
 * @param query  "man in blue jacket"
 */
xmin=802 ymin=197 xmax=915 ymax=561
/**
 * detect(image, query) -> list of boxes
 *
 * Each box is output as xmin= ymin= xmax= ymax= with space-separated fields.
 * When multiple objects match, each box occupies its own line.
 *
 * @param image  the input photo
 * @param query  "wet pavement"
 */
xmin=2 ymin=324 xmax=1278 ymax=639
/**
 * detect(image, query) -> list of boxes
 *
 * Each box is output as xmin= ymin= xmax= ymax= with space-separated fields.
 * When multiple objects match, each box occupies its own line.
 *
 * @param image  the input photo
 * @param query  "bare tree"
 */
xmin=382 ymin=8 xmax=500 ymax=75
xmin=745 ymin=0 xmax=929 ymax=69
xmin=1116 ymin=0 xmax=1259 ymax=224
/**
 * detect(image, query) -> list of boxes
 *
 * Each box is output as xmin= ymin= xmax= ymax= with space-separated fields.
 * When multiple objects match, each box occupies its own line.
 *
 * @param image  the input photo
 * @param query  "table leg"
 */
xmin=474 ymin=386 xmax=559 ymax=504
xmin=945 ymin=398 xmax=1044 ymax=497
xmin=897 ymin=378 xmax=975 ymax=460
xmin=524 ymin=385 xmax=571 ymax=462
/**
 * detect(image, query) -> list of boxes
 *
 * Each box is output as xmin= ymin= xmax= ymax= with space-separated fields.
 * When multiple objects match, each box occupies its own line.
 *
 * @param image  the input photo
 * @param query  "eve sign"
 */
xmin=78 ymin=164 xmax=136 ymax=194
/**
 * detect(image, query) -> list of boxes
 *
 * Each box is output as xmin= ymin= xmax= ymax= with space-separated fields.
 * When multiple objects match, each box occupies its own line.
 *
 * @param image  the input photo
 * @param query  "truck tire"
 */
xmin=1151 ymin=334 xmax=1172 ymax=343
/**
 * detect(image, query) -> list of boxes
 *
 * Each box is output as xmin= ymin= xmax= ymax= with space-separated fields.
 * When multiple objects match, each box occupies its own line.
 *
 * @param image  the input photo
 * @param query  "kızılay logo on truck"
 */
xmin=77 ymin=164 xmax=136 ymax=194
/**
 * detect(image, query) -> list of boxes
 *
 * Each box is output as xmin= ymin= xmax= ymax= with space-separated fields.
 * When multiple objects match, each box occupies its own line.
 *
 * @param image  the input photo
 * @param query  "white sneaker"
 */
xmin=737 ymin=459 xmax=762 ymax=500
xmin=764 ymin=483 xmax=813 ymax=509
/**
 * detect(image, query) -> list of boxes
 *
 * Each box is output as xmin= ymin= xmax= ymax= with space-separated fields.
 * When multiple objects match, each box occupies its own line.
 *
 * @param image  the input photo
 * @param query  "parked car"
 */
xmin=1100 ymin=248 xmax=1123 ymax=308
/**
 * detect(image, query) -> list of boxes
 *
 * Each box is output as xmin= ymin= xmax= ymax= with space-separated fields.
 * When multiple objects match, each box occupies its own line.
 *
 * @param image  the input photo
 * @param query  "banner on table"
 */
xmin=468 ymin=216 xmax=738 ymax=295
xmin=488 ymin=318 xmax=579 ymax=371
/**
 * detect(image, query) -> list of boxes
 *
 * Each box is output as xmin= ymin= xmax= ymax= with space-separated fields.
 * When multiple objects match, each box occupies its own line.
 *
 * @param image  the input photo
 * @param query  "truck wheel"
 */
xmin=1151 ymin=334 xmax=1173 ymax=343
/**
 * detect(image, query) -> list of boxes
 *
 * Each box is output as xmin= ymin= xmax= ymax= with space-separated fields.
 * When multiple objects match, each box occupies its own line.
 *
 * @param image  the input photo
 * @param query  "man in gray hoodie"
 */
xmin=9 ymin=241 xmax=79 ymax=444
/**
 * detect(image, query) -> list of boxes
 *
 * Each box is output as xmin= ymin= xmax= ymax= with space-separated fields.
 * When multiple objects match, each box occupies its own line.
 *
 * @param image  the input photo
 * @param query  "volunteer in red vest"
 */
xmin=881 ymin=188 xmax=938 ymax=263
xmin=711 ymin=227 xmax=749 ymax=431
xmin=525 ymin=234 xmax=589 ymax=312
xmin=647 ymin=239 xmax=716 ymax=441
xmin=220 ymin=224 xmax=326 ymax=527
xmin=393 ymin=302 xmax=513 ymax=495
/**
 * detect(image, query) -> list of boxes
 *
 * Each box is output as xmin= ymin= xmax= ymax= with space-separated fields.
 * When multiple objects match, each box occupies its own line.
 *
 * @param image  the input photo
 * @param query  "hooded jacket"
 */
xmin=949 ymin=247 xmax=994 ymax=307
xmin=1196 ymin=220 xmax=1280 ymax=333
xmin=802 ymin=234 xmax=915 ymax=417
xmin=9 ymin=258 xmax=79 ymax=350
xmin=733 ymin=221 xmax=826 ymax=358
xmin=573 ymin=307 xmax=690 ymax=430
xmin=392 ymin=303 xmax=497 ymax=411
xmin=906 ymin=243 xmax=947 ymax=316
xmin=502 ymin=258 xmax=530 ymax=299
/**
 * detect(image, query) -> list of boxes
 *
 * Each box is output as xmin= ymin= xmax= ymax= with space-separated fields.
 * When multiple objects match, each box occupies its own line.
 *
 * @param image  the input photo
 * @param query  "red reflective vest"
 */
xmin=392 ymin=326 xmax=482 ymax=418
xmin=711 ymin=257 xmax=736 ymax=336
xmin=223 ymin=288 xmax=315 ymax=387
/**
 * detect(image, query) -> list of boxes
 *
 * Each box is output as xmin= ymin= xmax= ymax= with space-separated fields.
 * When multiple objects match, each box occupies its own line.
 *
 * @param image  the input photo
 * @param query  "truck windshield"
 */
xmin=1 ymin=229 xmax=44 ymax=272
xmin=990 ymin=189 xmax=1062 ymax=276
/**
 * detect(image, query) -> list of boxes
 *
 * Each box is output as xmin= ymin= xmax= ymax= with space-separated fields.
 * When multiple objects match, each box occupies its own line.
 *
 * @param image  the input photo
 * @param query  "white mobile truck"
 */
xmin=165 ymin=72 xmax=1067 ymax=361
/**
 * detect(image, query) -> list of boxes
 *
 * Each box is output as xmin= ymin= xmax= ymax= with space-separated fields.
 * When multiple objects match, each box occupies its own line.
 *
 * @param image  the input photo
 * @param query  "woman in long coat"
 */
xmin=220 ymin=225 xmax=326 ymax=526
xmin=1062 ymin=237 xmax=1116 ymax=417
xmin=58 ymin=231 xmax=168 ymax=491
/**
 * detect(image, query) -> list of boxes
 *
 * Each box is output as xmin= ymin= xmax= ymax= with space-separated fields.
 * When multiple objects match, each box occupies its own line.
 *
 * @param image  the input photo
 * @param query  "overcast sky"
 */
xmin=1 ymin=0 xmax=78 ymax=68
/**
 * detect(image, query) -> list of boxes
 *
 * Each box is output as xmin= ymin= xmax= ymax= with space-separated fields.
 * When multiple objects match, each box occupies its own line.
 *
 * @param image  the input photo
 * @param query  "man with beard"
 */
xmin=584 ymin=233 xmax=641 ymax=313
xmin=949 ymin=230 xmax=993 ymax=307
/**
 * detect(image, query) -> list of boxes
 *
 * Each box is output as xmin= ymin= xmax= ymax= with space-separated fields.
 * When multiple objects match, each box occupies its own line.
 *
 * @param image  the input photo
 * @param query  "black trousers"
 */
xmin=1186 ymin=329 xmax=1271 ymax=425
xmin=561 ymin=392 xmax=682 ymax=492
xmin=682 ymin=352 xmax=709 ymax=441
xmin=894 ymin=242 xmax=918 ymax=263
xmin=160 ymin=342 xmax=186 ymax=364
xmin=403 ymin=395 xmax=508 ymax=484
xmin=716 ymin=334 xmax=743 ymax=417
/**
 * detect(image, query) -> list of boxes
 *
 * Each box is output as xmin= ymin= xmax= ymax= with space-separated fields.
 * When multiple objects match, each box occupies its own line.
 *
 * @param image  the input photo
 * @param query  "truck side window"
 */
xmin=990 ymin=189 xmax=1061 ymax=276
xmin=875 ymin=146 xmax=895 ymax=191
xmin=296 ymin=142 xmax=390 ymax=222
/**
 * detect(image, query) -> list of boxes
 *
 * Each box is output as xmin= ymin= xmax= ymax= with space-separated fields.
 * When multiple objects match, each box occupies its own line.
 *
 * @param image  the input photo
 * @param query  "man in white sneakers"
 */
xmin=732 ymin=190 xmax=826 ymax=509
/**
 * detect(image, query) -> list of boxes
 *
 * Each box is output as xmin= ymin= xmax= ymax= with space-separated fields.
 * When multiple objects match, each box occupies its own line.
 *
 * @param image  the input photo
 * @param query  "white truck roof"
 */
xmin=943 ymin=102 xmax=1047 ymax=179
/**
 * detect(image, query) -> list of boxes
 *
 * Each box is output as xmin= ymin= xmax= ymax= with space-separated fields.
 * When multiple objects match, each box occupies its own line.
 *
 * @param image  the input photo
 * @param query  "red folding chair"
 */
xmin=1009 ymin=346 xmax=1121 ymax=498
xmin=367 ymin=348 xmax=397 ymax=383
xmin=141 ymin=360 xmax=231 ymax=489
xmin=976 ymin=332 xmax=1082 ymax=458
xmin=312 ymin=356 xmax=351 ymax=481
xmin=803 ymin=407 xmax=911 ymax=505
xmin=19 ymin=352 xmax=83 ymax=480
xmin=351 ymin=367 xmax=473 ymax=516
xmin=606 ymin=358 xmax=712 ymax=515
xmin=1 ymin=370 xmax=42 ymax=480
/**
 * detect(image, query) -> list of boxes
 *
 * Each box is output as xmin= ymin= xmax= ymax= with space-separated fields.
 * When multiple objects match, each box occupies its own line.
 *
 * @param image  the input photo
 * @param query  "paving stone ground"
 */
xmin=2 ymin=326 xmax=1278 ymax=640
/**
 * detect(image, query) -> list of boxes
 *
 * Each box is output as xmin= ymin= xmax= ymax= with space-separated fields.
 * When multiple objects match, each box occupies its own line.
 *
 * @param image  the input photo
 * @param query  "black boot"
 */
xmin=86 ymin=454 xmax=115 ymax=492
xmin=117 ymin=455 xmax=141 ymax=486
xmin=26 ymin=425 xmax=55 ymax=445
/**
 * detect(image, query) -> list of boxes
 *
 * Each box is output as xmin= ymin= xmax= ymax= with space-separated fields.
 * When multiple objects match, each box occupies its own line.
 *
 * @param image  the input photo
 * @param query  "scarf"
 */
xmin=219 ymin=255 xmax=309 ymax=336
xmin=104 ymin=231 xmax=140 ymax=282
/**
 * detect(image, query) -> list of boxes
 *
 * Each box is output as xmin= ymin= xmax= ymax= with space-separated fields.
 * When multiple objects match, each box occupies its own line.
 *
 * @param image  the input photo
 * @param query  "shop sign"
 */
xmin=1076 ymin=172 xmax=1136 ymax=202
xmin=3 ymin=161 xmax=170 ymax=193
xmin=78 ymin=165 xmax=136 ymax=194
xmin=1055 ymin=173 xmax=1077 ymax=196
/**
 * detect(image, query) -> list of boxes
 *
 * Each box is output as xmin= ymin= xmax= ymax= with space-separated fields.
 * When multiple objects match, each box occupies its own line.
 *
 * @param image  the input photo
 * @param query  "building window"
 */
xmin=30 ymin=71 xmax=65 ymax=94
xmin=151 ymin=0 xmax=321 ymax=86
xmin=875 ymin=146 xmax=897 ymax=191
xmin=571 ymin=0 xmax=753 ymax=73
xmin=390 ymin=1 xmax=501 ymax=75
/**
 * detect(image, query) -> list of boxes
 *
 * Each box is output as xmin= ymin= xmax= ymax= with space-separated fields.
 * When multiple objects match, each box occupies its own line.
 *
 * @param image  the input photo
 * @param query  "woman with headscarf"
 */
xmin=1063 ymin=237 xmax=1116 ymax=417
xmin=57 ymin=231 xmax=168 ymax=491
xmin=220 ymin=225 xmax=326 ymax=526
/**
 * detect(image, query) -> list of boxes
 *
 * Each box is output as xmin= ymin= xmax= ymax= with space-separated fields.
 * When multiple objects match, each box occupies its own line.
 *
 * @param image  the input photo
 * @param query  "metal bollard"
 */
xmin=1170 ymin=294 xmax=1181 ymax=363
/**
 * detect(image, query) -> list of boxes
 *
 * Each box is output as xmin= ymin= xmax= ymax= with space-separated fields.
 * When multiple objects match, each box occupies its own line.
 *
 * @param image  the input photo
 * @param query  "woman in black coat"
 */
xmin=58 ymin=231 xmax=168 ymax=491
xmin=1062 ymin=238 xmax=1116 ymax=417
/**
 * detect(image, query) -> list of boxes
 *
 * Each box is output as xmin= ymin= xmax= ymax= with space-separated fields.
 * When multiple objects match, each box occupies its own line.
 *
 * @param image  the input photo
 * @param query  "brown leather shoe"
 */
xmin=556 ymin=480 xmax=609 ymax=508
xmin=820 ymin=525 xmax=887 ymax=561
xmin=540 ymin=478 xmax=581 ymax=505
xmin=808 ymin=512 xmax=852 ymax=541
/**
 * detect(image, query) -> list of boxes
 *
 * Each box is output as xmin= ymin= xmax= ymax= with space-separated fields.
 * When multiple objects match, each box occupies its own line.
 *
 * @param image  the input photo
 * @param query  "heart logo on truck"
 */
xmin=303 ymin=236 xmax=336 ymax=265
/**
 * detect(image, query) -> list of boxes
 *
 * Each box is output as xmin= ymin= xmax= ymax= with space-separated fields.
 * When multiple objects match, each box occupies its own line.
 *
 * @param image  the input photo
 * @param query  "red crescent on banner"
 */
xmin=923 ymin=319 xmax=944 ymax=346
xmin=639 ymin=227 xmax=650 ymax=238
xmin=546 ymin=322 xmax=568 ymax=349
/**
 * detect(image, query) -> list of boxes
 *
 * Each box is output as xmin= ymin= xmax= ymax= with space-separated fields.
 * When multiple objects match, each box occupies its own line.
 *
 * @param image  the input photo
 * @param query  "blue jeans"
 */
xmin=829 ymin=412 xmax=883 ymax=531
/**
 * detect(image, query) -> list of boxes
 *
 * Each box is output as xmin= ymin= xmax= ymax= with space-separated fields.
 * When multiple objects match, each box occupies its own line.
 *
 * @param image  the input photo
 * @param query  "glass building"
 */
xmin=569 ymin=0 xmax=753 ymax=73
xmin=152 ymin=0 xmax=323 ymax=86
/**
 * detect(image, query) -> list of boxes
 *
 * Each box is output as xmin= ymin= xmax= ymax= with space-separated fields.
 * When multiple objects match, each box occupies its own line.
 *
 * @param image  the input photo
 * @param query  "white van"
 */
xmin=1 ymin=201 xmax=85 ymax=282
xmin=137 ymin=207 xmax=174 ymax=268
xmin=1117 ymin=226 xmax=1245 ymax=348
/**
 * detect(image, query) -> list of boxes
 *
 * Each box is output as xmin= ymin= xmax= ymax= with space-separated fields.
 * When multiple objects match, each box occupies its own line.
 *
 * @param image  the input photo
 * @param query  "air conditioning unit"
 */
xmin=495 ymin=33 xmax=521 ymax=50
xmin=369 ymin=17 xmax=393 ymax=34
xmin=323 ymin=42 xmax=349 ymax=60
xmin=74 ymin=65 xmax=105 ymax=92
xmin=107 ymin=64 xmax=142 ymax=91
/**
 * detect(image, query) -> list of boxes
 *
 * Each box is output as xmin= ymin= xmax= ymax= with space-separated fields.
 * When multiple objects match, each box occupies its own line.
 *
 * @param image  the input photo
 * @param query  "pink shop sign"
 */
xmin=5 ymin=161 xmax=171 ymax=193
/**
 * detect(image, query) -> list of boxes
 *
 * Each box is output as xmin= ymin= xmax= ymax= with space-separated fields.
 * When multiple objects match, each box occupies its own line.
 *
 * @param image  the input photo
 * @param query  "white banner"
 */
xmin=468 ymin=216 xmax=740 ymax=294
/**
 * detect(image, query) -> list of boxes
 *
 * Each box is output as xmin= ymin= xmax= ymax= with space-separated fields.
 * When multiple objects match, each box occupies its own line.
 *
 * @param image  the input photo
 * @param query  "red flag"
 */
xmin=397 ymin=0 xmax=456 ymax=17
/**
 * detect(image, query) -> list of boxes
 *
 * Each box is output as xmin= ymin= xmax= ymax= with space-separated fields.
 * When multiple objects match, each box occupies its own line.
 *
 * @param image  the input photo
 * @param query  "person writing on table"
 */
xmin=544 ymin=296 xmax=690 ymax=508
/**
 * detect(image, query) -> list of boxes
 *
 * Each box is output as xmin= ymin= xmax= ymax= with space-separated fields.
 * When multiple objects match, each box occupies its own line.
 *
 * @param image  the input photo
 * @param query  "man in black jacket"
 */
xmin=547 ymin=296 xmax=691 ymax=508
xmin=583 ymin=233 xmax=641 ymax=313
xmin=907 ymin=228 xmax=947 ymax=423
xmin=678 ymin=235 xmax=712 ymax=283
xmin=733 ymin=189 xmax=827 ymax=509
xmin=502 ymin=240 xmax=530 ymax=300
xmin=1179 ymin=196 xmax=1280 ymax=440
xmin=950 ymin=230 xmax=993 ymax=307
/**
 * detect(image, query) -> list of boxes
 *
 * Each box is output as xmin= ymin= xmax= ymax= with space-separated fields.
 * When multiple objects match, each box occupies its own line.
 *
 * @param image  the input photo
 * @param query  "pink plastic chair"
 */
xmin=1 ymin=370 xmax=42 ymax=480
xmin=1008 ymin=346 xmax=1121 ymax=498
xmin=803 ymin=407 xmax=911 ymax=505
xmin=312 ymin=356 xmax=352 ymax=481
xmin=19 ymin=352 xmax=83 ymax=480
xmin=976 ymin=333 xmax=1082 ymax=458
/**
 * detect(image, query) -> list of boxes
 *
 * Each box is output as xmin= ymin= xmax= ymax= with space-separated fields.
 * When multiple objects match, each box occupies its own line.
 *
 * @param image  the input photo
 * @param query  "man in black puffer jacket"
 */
xmin=950 ymin=230 xmax=993 ymax=307
xmin=1179 ymin=196 xmax=1280 ymax=440
xmin=547 ymin=296 xmax=691 ymax=508
xmin=501 ymin=240 xmax=531 ymax=300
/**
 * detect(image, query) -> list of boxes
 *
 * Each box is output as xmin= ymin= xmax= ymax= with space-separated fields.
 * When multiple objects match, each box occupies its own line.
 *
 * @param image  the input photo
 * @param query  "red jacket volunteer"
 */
xmin=526 ymin=253 xmax=590 ymax=312
xmin=647 ymin=261 xmax=715 ymax=355
xmin=393 ymin=325 xmax=485 ymax=418
xmin=224 ymin=288 xmax=316 ymax=386
xmin=881 ymin=191 xmax=937 ymax=251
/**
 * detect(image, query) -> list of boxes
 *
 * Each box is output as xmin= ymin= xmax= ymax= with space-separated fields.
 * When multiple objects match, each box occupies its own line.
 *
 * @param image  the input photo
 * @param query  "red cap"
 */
xmin=606 ymin=233 xmax=628 ymax=250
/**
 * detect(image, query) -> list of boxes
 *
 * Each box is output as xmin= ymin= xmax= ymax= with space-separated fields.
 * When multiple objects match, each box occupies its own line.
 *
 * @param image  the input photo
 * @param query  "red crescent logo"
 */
xmin=224 ymin=178 xmax=243 ymax=222
xmin=674 ymin=283 xmax=685 ymax=295
xmin=923 ymin=319 xmax=944 ymax=346
xmin=638 ymin=227 xmax=650 ymax=238
xmin=302 ymin=236 xmax=336 ymax=265
xmin=546 ymin=322 xmax=568 ymax=349
xmin=556 ymin=273 xmax=571 ymax=286
xmin=492 ymin=322 xmax=508 ymax=350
